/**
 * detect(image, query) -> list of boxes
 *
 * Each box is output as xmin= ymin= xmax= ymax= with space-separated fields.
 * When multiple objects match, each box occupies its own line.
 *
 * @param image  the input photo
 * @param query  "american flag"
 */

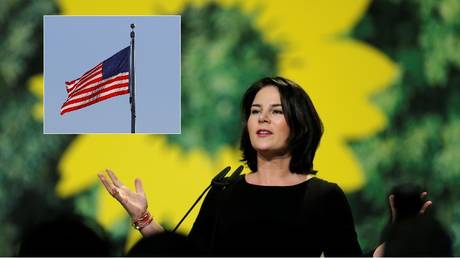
xmin=60 ymin=46 xmax=130 ymax=115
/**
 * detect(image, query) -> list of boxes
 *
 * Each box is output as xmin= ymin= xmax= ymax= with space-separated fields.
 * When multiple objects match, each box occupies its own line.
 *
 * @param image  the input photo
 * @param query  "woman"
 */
xmin=99 ymin=76 xmax=362 ymax=256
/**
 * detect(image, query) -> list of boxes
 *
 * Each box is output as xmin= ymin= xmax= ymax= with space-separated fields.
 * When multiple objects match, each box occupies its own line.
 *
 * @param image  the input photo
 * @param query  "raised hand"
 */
xmin=389 ymin=191 xmax=433 ymax=223
xmin=419 ymin=191 xmax=433 ymax=214
xmin=98 ymin=168 xmax=147 ymax=220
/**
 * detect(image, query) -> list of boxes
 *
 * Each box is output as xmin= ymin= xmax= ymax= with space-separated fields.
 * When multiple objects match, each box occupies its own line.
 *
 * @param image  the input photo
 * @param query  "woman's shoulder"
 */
xmin=309 ymin=177 xmax=338 ymax=188
xmin=307 ymin=177 xmax=345 ymax=198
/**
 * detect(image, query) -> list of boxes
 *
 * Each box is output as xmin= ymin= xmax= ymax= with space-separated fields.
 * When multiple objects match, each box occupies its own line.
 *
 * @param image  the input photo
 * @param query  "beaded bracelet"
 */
xmin=132 ymin=210 xmax=153 ymax=230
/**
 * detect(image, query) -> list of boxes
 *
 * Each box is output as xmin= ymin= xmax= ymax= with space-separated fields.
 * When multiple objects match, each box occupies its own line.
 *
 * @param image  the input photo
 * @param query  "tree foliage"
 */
xmin=0 ymin=0 xmax=79 ymax=256
xmin=350 ymin=0 xmax=460 ymax=254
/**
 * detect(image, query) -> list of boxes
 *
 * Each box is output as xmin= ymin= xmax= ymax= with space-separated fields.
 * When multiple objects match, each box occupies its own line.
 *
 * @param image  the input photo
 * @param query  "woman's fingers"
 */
xmin=135 ymin=178 xmax=144 ymax=196
xmin=420 ymin=200 xmax=433 ymax=214
xmin=106 ymin=168 xmax=123 ymax=187
xmin=419 ymin=191 xmax=432 ymax=214
xmin=421 ymin=191 xmax=428 ymax=199
xmin=98 ymin=171 xmax=148 ymax=220
xmin=98 ymin=172 xmax=117 ymax=196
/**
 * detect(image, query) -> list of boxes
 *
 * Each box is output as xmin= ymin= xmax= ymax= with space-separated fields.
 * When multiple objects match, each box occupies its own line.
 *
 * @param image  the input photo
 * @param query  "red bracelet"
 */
xmin=132 ymin=211 xmax=153 ymax=230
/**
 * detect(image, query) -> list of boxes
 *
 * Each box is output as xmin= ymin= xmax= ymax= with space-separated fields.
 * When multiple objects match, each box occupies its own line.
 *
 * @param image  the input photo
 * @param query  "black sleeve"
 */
xmin=321 ymin=183 xmax=362 ymax=257
xmin=187 ymin=185 xmax=221 ymax=254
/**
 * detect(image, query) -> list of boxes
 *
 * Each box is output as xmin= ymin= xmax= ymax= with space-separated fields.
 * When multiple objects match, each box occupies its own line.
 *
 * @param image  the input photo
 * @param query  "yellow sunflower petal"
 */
xmin=28 ymin=75 xmax=44 ymax=120
xmin=52 ymin=0 xmax=399 ymax=252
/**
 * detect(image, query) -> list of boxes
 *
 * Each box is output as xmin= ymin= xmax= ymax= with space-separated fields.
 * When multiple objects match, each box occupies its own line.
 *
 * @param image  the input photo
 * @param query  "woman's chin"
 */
xmin=253 ymin=145 xmax=273 ymax=153
xmin=255 ymin=148 xmax=289 ymax=158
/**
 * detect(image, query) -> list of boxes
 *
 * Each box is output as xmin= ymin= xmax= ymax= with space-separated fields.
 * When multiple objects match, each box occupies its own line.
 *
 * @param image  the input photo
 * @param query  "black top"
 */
xmin=188 ymin=175 xmax=362 ymax=256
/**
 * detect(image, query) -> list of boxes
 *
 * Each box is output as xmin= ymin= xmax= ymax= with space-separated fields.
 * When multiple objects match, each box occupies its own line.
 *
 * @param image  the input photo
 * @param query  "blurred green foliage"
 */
xmin=350 ymin=0 xmax=460 ymax=254
xmin=0 ymin=1 xmax=279 ymax=256
xmin=0 ymin=0 xmax=78 ymax=256
xmin=0 ymin=0 xmax=53 ymax=93
xmin=167 ymin=3 xmax=279 ymax=154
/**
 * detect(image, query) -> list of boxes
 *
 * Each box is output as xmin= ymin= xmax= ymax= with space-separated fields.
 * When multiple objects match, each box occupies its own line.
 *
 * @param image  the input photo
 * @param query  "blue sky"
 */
xmin=44 ymin=15 xmax=181 ymax=134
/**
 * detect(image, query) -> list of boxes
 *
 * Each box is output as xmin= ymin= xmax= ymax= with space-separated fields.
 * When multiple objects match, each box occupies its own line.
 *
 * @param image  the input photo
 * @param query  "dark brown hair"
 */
xmin=240 ymin=76 xmax=323 ymax=174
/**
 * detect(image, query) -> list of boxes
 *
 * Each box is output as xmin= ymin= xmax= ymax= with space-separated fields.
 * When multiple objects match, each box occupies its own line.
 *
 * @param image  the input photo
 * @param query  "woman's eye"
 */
xmin=251 ymin=109 xmax=260 ymax=114
xmin=273 ymin=109 xmax=283 ymax=114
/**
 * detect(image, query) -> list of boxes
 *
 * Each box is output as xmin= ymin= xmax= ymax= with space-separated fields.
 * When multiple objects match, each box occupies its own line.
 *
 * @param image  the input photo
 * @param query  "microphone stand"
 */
xmin=172 ymin=166 xmax=243 ymax=233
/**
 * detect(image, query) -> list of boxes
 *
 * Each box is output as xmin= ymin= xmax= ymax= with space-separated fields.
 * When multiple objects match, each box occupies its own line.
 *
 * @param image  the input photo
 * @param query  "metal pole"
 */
xmin=130 ymin=23 xmax=136 ymax=133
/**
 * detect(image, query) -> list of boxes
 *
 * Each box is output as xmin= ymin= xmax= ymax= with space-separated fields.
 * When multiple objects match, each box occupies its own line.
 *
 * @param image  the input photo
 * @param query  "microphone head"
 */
xmin=212 ymin=165 xmax=245 ymax=186
xmin=212 ymin=166 xmax=231 ymax=185
xmin=228 ymin=165 xmax=244 ymax=180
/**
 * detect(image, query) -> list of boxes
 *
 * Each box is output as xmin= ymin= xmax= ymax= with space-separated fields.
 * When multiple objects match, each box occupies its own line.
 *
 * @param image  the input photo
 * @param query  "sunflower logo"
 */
xmin=30 ymin=0 xmax=398 ymax=251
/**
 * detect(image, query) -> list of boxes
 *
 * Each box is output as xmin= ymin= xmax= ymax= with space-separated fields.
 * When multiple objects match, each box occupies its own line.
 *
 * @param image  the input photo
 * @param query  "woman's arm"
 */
xmin=321 ymin=183 xmax=362 ymax=257
xmin=98 ymin=169 xmax=164 ymax=236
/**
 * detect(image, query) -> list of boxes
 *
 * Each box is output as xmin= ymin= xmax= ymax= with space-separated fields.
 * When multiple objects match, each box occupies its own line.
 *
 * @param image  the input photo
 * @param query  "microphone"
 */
xmin=172 ymin=166 xmax=233 ymax=233
xmin=212 ymin=165 xmax=244 ymax=186
xmin=211 ymin=166 xmax=232 ymax=186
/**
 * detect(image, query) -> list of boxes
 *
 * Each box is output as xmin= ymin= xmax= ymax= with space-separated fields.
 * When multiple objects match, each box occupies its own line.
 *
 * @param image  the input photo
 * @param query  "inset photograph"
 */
xmin=44 ymin=15 xmax=180 ymax=134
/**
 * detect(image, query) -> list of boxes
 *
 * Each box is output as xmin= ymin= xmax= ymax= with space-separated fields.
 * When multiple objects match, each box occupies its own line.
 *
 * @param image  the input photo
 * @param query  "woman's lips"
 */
xmin=256 ymin=129 xmax=273 ymax=137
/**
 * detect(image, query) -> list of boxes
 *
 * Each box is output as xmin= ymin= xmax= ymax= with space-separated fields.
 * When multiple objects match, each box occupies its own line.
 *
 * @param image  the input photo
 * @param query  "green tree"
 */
xmin=350 ymin=0 xmax=460 ymax=254
xmin=0 ymin=0 xmax=77 ymax=256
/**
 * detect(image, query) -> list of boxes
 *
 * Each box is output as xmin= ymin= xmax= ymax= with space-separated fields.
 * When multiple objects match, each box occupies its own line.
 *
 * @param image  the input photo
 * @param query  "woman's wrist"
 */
xmin=131 ymin=210 xmax=164 ymax=236
xmin=139 ymin=220 xmax=164 ymax=236
xmin=132 ymin=210 xmax=153 ymax=230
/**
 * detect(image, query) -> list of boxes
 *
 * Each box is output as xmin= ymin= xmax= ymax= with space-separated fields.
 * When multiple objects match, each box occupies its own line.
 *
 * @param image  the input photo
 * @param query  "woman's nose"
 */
xmin=258 ymin=111 xmax=270 ymax=123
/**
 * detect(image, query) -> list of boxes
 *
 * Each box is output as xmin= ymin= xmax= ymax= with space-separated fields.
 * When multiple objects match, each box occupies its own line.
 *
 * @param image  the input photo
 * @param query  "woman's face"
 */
xmin=247 ymin=86 xmax=290 ymax=156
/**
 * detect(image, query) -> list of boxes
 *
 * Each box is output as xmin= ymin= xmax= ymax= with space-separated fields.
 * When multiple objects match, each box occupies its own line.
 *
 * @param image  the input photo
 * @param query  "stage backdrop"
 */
xmin=0 ymin=0 xmax=459 ymax=255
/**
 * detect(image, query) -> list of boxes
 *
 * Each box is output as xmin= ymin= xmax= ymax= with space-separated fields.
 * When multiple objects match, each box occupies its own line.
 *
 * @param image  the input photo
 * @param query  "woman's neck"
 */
xmin=247 ymin=153 xmax=311 ymax=186
xmin=256 ymin=153 xmax=291 ymax=178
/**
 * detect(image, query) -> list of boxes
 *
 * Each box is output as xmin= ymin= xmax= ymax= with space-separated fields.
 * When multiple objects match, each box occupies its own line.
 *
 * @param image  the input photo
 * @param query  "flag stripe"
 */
xmin=67 ymin=73 xmax=103 ymax=99
xmin=61 ymin=83 xmax=129 ymax=113
xmin=60 ymin=88 xmax=129 ymax=115
xmin=65 ymin=64 xmax=101 ymax=89
xmin=62 ymin=77 xmax=129 ymax=107
xmin=66 ymin=66 xmax=103 ymax=94
xmin=61 ymin=82 xmax=129 ymax=112
xmin=67 ymin=76 xmax=128 ymax=102
xmin=66 ymin=70 xmax=101 ymax=95
xmin=67 ymin=72 xmax=128 ymax=100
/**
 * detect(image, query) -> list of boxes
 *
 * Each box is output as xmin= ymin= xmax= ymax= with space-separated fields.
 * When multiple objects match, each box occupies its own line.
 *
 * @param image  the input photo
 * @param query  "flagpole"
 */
xmin=129 ymin=23 xmax=136 ymax=133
